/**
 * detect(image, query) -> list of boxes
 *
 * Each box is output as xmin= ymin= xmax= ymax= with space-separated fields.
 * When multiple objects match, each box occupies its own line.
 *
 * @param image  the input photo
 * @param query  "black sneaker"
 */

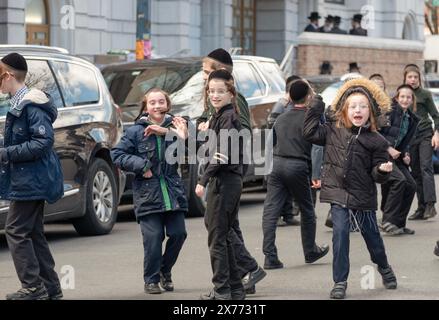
xmin=378 ymin=265 xmax=397 ymax=289
xmin=245 ymin=285 xmax=256 ymax=294
xmin=231 ymin=287 xmax=246 ymax=300
xmin=305 ymin=244 xmax=330 ymax=264
xmin=200 ymin=290 xmax=231 ymax=300
xmin=160 ymin=272 xmax=174 ymax=292
xmin=325 ymin=211 xmax=333 ymax=228
xmin=242 ymin=266 xmax=267 ymax=290
xmin=424 ymin=203 xmax=437 ymax=219
xmin=6 ymin=283 xmax=49 ymax=300
xmin=47 ymin=286 xmax=63 ymax=300
xmin=408 ymin=208 xmax=426 ymax=220
xmin=434 ymin=241 xmax=439 ymax=257
xmin=284 ymin=216 xmax=300 ymax=226
xmin=330 ymin=281 xmax=347 ymax=299
xmin=144 ymin=283 xmax=162 ymax=294
xmin=263 ymin=257 xmax=284 ymax=269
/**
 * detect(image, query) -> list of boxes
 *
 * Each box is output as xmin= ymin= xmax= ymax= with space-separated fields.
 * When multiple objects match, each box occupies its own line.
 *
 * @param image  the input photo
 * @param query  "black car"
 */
xmin=0 ymin=45 xmax=125 ymax=235
xmin=102 ymin=55 xmax=285 ymax=217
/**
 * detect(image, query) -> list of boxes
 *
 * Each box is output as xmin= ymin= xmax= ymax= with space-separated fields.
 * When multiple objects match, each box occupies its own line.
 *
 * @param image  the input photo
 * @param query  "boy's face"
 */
xmin=405 ymin=71 xmax=420 ymax=89
xmin=0 ymin=69 xmax=13 ymax=95
xmin=202 ymin=60 xmax=215 ymax=82
xmin=371 ymin=78 xmax=385 ymax=91
xmin=145 ymin=91 xmax=168 ymax=122
xmin=347 ymin=94 xmax=370 ymax=127
xmin=208 ymin=79 xmax=233 ymax=110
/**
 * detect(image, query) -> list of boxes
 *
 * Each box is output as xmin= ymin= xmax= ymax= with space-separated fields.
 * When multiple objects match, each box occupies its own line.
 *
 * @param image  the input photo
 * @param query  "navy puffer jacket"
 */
xmin=0 ymin=89 xmax=64 ymax=203
xmin=111 ymin=114 xmax=188 ymax=220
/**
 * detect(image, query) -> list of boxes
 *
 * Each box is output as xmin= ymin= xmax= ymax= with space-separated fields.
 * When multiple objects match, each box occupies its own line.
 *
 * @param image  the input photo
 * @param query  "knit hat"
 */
xmin=207 ymin=48 xmax=233 ymax=67
xmin=1 ymin=52 xmax=28 ymax=72
xmin=289 ymin=80 xmax=310 ymax=102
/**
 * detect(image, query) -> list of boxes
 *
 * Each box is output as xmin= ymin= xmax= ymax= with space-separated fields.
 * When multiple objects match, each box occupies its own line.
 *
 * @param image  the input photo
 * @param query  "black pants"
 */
xmin=381 ymin=160 xmax=416 ymax=228
xmin=5 ymin=200 xmax=60 ymax=291
xmin=230 ymin=218 xmax=258 ymax=278
xmin=262 ymin=157 xmax=318 ymax=260
xmin=139 ymin=211 xmax=187 ymax=284
xmin=410 ymin=132 xmax=437 ymax=208
xmin=204 ymin=172 xmax=243 ymax=294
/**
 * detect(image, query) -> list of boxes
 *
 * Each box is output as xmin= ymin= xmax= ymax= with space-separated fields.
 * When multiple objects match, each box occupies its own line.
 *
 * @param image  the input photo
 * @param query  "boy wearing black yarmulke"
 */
xmin=262 ymin=80 xmax=329 ymax=269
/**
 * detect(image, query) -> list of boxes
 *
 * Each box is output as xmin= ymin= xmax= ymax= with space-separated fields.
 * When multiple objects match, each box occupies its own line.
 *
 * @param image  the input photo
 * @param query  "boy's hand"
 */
xmin=195 ymin=184 xmax=205 ymax=198
xmin=432 ymin=131 xmax=439 ymax=150
xmin=378 ymin=161 xmax=393 ymax=173
xmin=403 ymin=153 xmax=411 ymax=166
xmin=198 ymin=121 xmax=209 ymax=131
xmin=143 ymin=169 xmax=153 ymax=179
xmin=145 ymin=125 xmax=168 ymax=137
xmin=311 ymin=179 xmax=321 ymax=189
xmin=387 ymin=147 xmax=401 ymax=160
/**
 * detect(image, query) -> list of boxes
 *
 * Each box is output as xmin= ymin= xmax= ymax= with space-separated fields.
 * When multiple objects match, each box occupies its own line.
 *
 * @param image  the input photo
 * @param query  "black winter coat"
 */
xmin=111 ymin=114 xmax=188 ymax=219
xmin=303 ymin=98 xmax=390 ymax=211
xmin=379 ymin=102 xmax=419 ymax=155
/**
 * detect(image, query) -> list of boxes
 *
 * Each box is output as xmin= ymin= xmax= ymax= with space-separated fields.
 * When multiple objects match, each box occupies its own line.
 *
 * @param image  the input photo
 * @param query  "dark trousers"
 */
xmin=230 ymin=218 xmax=258 ymax=278
xmin=262 ymin=157 xmax=318 ymax=260
xmin=5 ymin=200 xmax=60 ymax=290
xmin=204 ymin=172 xmax=243 ymax=294
xmin=381 ymin=160 xmax=416 ymax=228
xmin=410 ymin=132 xmax=437 ymax=207
xmin=331 ymin=204 xmax=389 ymax=283
xmin=139 ymin=211 xmax=187 ymax=284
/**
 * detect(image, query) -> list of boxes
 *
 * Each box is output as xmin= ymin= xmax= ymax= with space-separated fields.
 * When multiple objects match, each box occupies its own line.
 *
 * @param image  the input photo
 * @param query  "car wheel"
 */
xmin=186 ymin=163 xmax=206 ymax=217
xmin=72 ymin=158 xmax=118 ymax=235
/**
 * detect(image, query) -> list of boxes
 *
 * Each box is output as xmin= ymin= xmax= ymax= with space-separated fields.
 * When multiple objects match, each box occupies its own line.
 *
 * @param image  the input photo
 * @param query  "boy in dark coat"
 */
xmin=0 ymin=53 xmax=64 ymax=300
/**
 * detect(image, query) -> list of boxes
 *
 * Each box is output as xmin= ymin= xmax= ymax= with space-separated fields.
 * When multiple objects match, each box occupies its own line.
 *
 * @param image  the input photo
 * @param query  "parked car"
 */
xmin=0 ymin=45 xmax=125 ymax=235
xmin=101 ymin=55 xmax=285 ymax=217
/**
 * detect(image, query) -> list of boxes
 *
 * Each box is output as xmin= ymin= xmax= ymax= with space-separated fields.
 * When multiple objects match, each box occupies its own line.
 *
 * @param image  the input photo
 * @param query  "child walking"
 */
xmin=303 ymin=78 xmax=397 ymax=299
xmin=111 ymin=88 xmax=188 ymax=294
xmin=380 ymin=85 xmax=419 ymax=235
xmin=195 ymin=70 xmax=245 ymax=300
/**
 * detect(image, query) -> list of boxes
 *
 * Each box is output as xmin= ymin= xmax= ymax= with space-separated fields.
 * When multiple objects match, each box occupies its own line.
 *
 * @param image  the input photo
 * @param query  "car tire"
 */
xmin=186 ymin=163 xmax=206 ymax=217
xmin=72 ymin=158 xmax=118 ymax=235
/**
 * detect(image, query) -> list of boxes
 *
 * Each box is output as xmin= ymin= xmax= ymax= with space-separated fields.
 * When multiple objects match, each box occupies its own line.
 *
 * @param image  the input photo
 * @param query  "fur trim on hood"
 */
xmin=330 ymin=78 xmax=392 ymax=116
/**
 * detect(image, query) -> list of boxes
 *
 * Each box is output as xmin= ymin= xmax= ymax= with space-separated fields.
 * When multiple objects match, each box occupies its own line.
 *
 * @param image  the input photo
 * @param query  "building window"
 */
xmin=231 ymin=0 xmax=256 ymax=55
xmin=324 ymin=0 xmax=345 ymax=4
xmin=25 ymin=0 xmax=50 ymax=46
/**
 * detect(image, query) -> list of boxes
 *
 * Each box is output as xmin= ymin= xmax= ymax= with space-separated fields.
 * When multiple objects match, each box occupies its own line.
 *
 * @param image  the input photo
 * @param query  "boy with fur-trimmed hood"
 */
xmin=303 ymin=78 xmax=397 ymax=299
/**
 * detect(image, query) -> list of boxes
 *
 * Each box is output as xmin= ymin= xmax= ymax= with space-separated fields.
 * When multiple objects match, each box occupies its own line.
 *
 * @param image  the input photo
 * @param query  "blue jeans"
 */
xmin=139 ymin=211 xmax=187 ymax=284
xmin=331 ymin=204 xmax=389 ymax=283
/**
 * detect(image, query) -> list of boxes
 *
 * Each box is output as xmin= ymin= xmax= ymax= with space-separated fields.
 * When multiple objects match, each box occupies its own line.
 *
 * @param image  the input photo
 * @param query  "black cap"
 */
xmin=334 ymin=16 xmax=342 ymax=24
xmin=352 ymin=14 xmax=363 ymax=23
xmin=1 ymin=52 xmax=28 ymax=72
xmin=289 ymin=80 xmax=310 ymax=102
xmin=207 ymin=48 xmax=233 ymax=67
xmin=325 ymin=15 xmax=334 ymax=22
xmin=349 ymin=62 xmax=360 ymax=71
xmin=308 ymin=12 xmax=321 ymax=20
xmin=208 ymin=69 xmax=234 ymax=82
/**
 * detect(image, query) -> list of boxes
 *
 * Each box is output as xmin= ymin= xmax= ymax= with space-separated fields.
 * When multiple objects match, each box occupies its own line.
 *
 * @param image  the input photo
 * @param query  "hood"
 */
xmin=11 ymin=89 xmax=57 ymax=123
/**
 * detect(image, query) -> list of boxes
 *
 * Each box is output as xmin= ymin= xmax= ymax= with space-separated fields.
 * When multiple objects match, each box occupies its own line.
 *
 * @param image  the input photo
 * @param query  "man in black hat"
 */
xmin=349 ymin=14 xmax=368 ymax=36
xmin=330 ymin=16 xmax=347 ymax=34
xmin=318 ymin=15 xmax=334 ymax=33
xmin=304 ymin=12 xmax=321 ymax=32
xmin=348 ymin=62 xmax=361 ymax=74
xmin=0 ymin=52 xmax=64 ymax=300
xmin=197 ymin=48 xmax=266 ymax=296
xmin=262 ymin=79 xmax=329 ymax=269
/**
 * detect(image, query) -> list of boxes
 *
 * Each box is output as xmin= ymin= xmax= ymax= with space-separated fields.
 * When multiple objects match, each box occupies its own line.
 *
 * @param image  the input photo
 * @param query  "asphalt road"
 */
xmin=1 ymin=178 xmax=439 ymax=300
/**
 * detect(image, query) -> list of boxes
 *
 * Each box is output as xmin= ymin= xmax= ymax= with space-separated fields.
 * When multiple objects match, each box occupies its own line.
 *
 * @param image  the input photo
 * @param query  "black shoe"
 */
xmin=325 ymin=211 xmax=333 ymax=228
xmin=424 ymin=203 xmax=437 ymax=219
xmin=378 ymin=265 xmax=397 ymax=289
xmin=402 ymin=227 xmax=415 ymax=235
xmin=263 ymin=257 xmax=284 ymax=270
xmin=277 ymin=217 xmax=287 ymax=227
xmin=330 ymin=282 xmax=347 ymax=299
xmin=434 ymin=241 xmax=439 ymax=257
xmin=231 ymin=287 xmax=246 ymax=300
xmin=200 ymin=290 xmax=231 ymax=300
xmin=284 ymin=216 xmax=300 ymax=226
xmin=6 ymin=283 xmax=49 ymax=300
xmin=144 ymin=283 xmax=162 ymax=294
xmin=47 ymin=286 xmax=63 ymax=300
xmin=305 ymin=244 xmax=330 ymax=264
xmin=242 ymin=266 xmax=267 ymax=290
xmin=160 ymin=272 xmax=174 ymax=291
xmin=408 ymin=208 xmax=426 ymax=220
xmin=245 ymin=285 xmax=256 ymax=294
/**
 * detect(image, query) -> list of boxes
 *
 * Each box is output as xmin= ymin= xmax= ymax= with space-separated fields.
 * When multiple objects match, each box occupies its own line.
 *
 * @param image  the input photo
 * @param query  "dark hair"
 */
xmin=0 ymin=61 xmax=27 ymax=83
xmin=369 ymin=73 xmax=386 ymax=90
xmin=285 ymin=75 xmax=301 ymax=93
xmin=138 ymin=88 xmax=172 ymax=117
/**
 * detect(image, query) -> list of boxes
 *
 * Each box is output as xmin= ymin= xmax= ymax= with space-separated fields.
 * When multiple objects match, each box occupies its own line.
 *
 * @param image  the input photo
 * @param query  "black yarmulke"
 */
xmin=207 ymin=48 xmax=233 ymax=66
xmin=289 ymin=80 xmax=310 ymax=102
xmin=1 ymin=52 xmax=28 ymax=72
xmin=208 ymin=69 xmax=234 ymax=82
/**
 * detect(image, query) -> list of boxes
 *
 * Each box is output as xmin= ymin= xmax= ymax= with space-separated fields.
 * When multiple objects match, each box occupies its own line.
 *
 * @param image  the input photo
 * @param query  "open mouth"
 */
xmin=353 ymin=116 xmax=363 ymax=121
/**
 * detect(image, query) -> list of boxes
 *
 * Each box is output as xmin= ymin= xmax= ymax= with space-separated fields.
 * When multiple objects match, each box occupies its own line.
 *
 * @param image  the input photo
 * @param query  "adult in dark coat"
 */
xmin=304 ymin=12 xmax=321 ymax=32
xmin=349 ymin=14 xmax=368 ymax=36
xmin=330 ymin=16 xmax=347 ymax=34
xmin=318 ymin=15 xmax=334 ymax=33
